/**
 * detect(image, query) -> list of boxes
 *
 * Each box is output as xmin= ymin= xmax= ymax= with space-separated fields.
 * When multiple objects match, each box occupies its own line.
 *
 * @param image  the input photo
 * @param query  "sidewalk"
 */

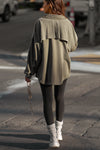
xmin=0 ymin=57 xmax=100 ymax=149
xmin=0 ymin=71 xmax=100 ymax=150
xmin=0 ymin=47 xmax=100 ymax=150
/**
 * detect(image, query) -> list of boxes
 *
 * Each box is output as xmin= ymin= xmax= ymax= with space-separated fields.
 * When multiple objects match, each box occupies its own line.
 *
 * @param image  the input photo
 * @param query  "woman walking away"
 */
xmin=24 ymin=0 xmax=78 ymax=148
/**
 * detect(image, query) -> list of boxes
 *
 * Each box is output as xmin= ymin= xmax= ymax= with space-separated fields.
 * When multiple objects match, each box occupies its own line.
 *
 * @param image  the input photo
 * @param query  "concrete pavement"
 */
xmin=0 ymin=71 xmax=100 ymax=150
xmin=0 ymin=47 xmax=100 ymax=149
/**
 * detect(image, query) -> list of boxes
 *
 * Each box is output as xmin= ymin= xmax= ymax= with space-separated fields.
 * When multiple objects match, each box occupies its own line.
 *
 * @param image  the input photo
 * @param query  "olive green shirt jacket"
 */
xmin=24 ymin=14 xmax=78 ymax=85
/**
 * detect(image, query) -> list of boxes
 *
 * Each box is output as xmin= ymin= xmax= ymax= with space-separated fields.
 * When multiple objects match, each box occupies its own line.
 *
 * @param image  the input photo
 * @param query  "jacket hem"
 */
xmin=37 ymin=75 xmax=70 ymax=85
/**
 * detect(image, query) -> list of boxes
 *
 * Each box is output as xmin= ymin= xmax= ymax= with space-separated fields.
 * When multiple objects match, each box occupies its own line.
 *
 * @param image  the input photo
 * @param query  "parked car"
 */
xmin=64 ymin=0 xmax=89 ymax=26
xmin=0 ymin=0 xmax=18 ymax=22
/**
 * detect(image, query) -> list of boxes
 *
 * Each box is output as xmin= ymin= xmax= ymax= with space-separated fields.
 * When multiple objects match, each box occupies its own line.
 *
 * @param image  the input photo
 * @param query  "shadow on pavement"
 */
xmin=0 ymin=133 xmax=49 ymax=149
xmin=0 ymin=132 xmax=99 ymax=150
xmin=0 ymin=133 xmax=49 ymax=141
xmin=0 ymin=141 xmax=48 ymax=149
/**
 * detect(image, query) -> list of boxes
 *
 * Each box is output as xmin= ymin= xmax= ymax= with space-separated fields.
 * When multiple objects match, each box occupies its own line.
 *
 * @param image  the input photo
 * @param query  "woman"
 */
xmin=24 ymin=0 xmax=78 ymax=148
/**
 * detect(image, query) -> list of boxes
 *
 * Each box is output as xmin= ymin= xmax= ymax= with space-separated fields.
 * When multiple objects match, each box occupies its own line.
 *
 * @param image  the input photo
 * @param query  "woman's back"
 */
xmin=33 ymin=14 xmax=78 ymax=84
xmin=34 ymin=13 xmax=77 ymax=47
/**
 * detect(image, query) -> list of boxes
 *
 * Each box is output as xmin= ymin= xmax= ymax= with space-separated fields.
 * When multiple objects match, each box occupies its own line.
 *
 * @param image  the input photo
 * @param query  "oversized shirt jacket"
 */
xmin=24 ymin=14 xmax=78 ymax=85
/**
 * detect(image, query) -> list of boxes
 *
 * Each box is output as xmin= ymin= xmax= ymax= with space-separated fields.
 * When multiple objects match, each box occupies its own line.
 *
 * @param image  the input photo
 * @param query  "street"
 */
xmin=0 ymin=9 xmax=44 ymax=53
xmin=0 ymin=9 xmax=100 ymax=150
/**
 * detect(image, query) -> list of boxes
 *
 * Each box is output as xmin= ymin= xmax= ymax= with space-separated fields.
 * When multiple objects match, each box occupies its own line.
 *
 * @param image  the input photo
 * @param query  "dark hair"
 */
xmin=45 ymin=0 xmax=66 ymax=16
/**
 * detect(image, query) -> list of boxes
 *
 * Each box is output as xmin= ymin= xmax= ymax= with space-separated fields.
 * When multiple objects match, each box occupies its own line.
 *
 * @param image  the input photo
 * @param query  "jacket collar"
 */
xmin=42 ymin=13 xmax=66 ymax=20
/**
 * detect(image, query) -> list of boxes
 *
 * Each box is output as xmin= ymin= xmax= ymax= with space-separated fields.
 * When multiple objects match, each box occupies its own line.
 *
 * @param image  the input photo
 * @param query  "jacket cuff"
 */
xmin=25 ymin=74 xmax=32 ymax=79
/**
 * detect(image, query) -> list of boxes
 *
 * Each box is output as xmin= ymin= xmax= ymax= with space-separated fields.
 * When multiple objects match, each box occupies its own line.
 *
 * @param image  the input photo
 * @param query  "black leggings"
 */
xmin=39 ymin=79 xmax=67 ymax=125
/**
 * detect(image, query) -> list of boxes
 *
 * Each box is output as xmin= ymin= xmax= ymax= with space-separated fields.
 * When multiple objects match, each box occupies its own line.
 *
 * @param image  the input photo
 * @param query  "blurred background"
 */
xmin=0 ymin=0 xmax=100 ymax=53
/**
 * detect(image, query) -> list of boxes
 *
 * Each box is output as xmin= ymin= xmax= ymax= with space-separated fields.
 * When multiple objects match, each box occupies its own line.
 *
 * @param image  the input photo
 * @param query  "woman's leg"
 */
xmin=39 ymin=83 xmax=54 ymax=125
xmin=39 ymin=83 xmax=60 ymax=147
xmin=54 ymin=79 xmax=67 ymax=141
xmin=54 ymin=79 xmax=67 ymax=121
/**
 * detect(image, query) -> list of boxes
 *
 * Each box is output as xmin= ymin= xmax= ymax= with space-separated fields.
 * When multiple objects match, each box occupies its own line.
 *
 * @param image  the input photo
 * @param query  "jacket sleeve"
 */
xmin=67 ymin=23 xmax=78 ymax=52
xmin=24 ymin=37 xmax=42 ymax=79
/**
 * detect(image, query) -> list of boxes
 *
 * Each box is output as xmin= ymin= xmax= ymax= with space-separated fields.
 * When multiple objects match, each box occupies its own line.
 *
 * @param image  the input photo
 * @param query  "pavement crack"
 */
xmin=81 ymin=119 xmax=100 ymax=137
xmin=34 ymin=117 xmax=44 ymax=125
xmin=82 ymin=86 xmax=100 ymax=97
xmin=0 ymin=115 xmax=17 ymax=126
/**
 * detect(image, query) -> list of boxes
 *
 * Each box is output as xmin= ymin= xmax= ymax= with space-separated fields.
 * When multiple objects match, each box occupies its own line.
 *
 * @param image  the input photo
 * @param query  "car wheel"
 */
xmin=2 ymin=5 xmax=11 ymax=22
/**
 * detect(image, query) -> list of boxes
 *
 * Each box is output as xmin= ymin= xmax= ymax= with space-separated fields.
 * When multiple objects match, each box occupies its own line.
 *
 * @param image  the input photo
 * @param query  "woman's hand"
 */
xmin=25 ymin=77 xmax=31 ymax=83
xmin=25 ymin=77 xmax=31 ymax=87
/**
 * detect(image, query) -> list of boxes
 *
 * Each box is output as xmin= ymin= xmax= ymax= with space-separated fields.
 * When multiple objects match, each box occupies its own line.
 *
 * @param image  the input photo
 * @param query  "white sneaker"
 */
xmin=56 ymin=120 xmax=63 ymax=141
xmin=47 ymin=123 xmax=60 ymax=148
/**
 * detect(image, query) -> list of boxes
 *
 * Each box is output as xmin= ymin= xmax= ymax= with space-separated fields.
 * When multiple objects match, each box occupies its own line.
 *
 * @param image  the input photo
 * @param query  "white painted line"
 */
xmin=71 ymin=62 xmax=100 ymax=73
xmin=0 ymin=66 xmax=25 ymax=70
xmin=21 ymin=50 xmax=100 ymax=58
xmin=0 ymin=61 xmax=100 ymax=73
xmin=21 ymin=51 xmax=28 ymax=57
xmin=70 ymin=49 xmax=100 ymax=57
xmin=0 ymin=77 xmax=38 ymax=99
xmin=71 ymin=72 xmax=89 ymax=76
xmin=7 ymin=78 xmax=38 ymax=91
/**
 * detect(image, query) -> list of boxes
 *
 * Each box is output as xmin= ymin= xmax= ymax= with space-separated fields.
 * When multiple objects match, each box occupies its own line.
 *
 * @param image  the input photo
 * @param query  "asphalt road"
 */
xmin=0 ymin=9 xmax=44 ymax=53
